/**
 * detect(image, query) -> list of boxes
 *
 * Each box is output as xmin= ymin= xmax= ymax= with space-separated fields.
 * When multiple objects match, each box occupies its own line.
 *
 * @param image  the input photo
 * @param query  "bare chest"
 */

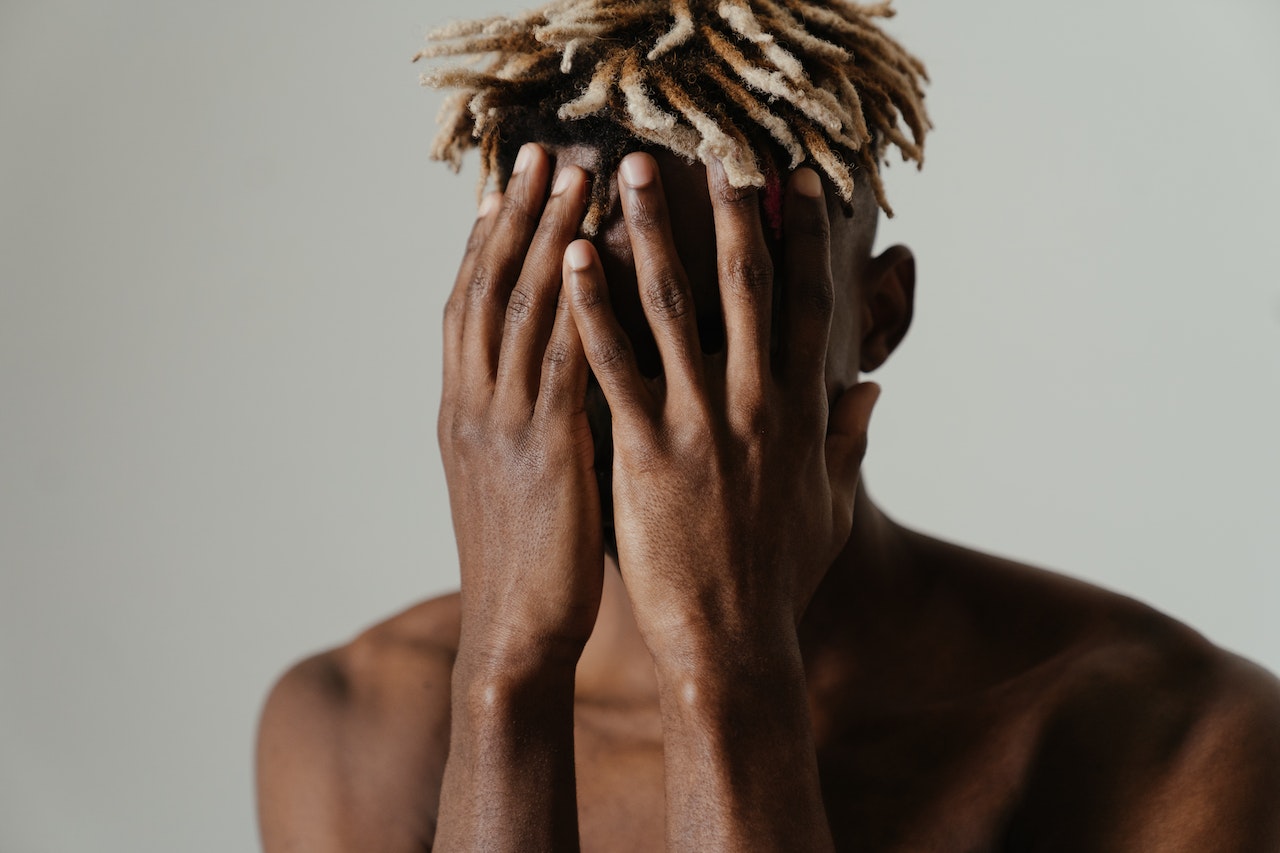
xmin=572 ymin=697 xmax=1043 ymax=853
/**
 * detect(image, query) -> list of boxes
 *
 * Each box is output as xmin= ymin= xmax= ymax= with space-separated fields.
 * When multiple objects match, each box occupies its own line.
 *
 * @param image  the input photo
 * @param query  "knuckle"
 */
xmin=503 ymin=189 xmax=541 ymax=232
xmin=724 ymin=252 xmax=773 ymax=297
xmin=541 ymin=340 xmax=574 ymax=373
xmin=642 ymin=272 xmax=691 ymax=322
xmin=714 ymin=179 xmax=757 ymax=208
xmin=504 ymin=285 xmax=538 ymax=327
xmin=589 ymin=336 xmax=632 ymax=372
xmin=466 ymin=264 xmax=502 ymax=305
xmin=732 ymin=397 xmax=773 ymax=438
xmin=447 ymin=408 xmax=488 ymax=451
xmin=798 ymin=277 xmax=836 ymax=316
xmin=465 ymin=224 xmax=488 ymax=257
xmin=790 ymin=207 xmax=831 ymax=243
xmin=668 ymin=412 xmax=714 ymax=454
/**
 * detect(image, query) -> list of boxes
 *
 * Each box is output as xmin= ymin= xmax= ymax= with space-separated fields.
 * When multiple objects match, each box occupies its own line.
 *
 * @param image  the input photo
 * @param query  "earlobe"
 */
xmin=859 ymin=244 xmax=916 ymax=373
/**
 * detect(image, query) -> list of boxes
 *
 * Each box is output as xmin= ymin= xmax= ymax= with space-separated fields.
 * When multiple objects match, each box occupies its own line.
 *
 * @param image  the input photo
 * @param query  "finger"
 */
xmin=706 ymin=157 xmax=774 ymax=399
xmin=779 ymin=168 xmax=835 ymax=387
xmin=495 ymin=165 xmax=589 ymax=414
xmin=452 ymin=192 xmax=504 ymax=311
xmin=618 ymin=153 xmax=703 ymax=399
xmin=826 ymin=382 xmax=881 ymax=516
xmin=444 ymin=192 xmax=503 ymax=407
xmin=461 ymin=143 xmax=552 ymax=388
xmin=564 ymin=240 xmax=653 ymax=427
xmin=534 ymin=285 xmax=588 ymax=423
xmin=537 ymin=288 xmax=598 ymax=475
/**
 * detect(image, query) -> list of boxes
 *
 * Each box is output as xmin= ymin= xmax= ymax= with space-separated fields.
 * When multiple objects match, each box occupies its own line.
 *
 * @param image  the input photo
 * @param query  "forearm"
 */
xmin=431 ymin=146 xmax=600 ymax=850
xmin=433 ymin=653 xmax=581 ymax=852
xmin=654 ymin=633 xmax=835 ymax=853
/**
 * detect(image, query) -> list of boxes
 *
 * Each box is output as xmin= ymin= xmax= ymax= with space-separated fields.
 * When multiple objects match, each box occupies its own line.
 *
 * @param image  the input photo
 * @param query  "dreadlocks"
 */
xmin=414 ymin=0 xmax=930 ymax=236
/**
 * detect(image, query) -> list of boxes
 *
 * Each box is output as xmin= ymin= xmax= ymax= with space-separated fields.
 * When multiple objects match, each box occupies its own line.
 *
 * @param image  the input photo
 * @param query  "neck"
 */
xmin=574 ymin=480 xmax=910 ymax=705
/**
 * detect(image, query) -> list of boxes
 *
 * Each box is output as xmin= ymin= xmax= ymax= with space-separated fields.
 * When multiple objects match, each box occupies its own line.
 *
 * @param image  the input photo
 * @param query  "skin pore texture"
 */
xmin=255 ymin=144 xmax=1280 ymax=853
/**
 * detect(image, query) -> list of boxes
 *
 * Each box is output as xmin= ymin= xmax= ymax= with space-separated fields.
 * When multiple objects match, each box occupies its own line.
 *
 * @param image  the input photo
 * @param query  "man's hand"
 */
xmin=565 ymin=153 xmax=880 ymax=664
xmin=439 ymin=143 xmax=599 ymax=677
xmin=564 ymin=152 xmax=879 ymax=852
xmin=434 ymin=143 xmax=594 ymax=852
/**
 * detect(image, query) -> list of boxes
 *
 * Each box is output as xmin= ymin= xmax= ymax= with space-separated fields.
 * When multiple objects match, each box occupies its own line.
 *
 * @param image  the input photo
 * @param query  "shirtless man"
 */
xmin=255 ymin=3 xmax=1280 ymax=850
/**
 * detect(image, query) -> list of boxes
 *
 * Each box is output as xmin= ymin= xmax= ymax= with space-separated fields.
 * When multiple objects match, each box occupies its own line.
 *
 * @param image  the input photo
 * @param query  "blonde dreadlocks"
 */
xmin=414 ymin=0 xmax=930 ymax=236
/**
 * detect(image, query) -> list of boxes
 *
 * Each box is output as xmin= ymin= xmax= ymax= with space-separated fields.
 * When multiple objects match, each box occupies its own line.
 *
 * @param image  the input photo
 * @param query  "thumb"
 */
xmin=825 ymin=381 xmax=881 ymax=502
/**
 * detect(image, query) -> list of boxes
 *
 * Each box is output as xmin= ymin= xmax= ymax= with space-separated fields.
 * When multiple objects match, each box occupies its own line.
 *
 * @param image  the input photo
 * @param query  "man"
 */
xmin=256 ymin=1 xmax=1280 ymax=850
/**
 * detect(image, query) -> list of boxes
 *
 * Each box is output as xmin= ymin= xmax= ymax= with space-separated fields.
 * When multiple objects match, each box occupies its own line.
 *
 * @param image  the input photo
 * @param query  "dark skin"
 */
xmin=256 ymin=143 xmax=1280 ymax=852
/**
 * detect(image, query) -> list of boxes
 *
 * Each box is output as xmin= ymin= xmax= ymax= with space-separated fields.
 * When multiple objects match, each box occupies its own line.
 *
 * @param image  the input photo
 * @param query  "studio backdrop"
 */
xmin=1 ymin=0 xmax=1276 ymax=850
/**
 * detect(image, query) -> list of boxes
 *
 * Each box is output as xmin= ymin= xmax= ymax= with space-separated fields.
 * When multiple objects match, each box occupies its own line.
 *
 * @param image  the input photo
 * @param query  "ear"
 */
xmin=859 ymin=244 xmax=915 ymax=373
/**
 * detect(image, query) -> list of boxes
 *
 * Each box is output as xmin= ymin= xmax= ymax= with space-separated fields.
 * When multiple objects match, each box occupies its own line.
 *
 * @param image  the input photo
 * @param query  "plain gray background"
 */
xmin=1 ymin=0 xmax=1277 ymax=850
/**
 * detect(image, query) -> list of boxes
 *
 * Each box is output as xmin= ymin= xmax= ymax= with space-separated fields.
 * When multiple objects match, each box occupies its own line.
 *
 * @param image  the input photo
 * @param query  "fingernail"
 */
xmin=620 ymin=153 xmax=656 ymax=189
xmin=478 ymin=192 xmax=501 ymax=217
xmin=513 ymin=143 xmax=536 ymax=176
xmin=794 ymin=168 xmax=822 ymax=199
xmin=566 ymin=241 xmax=594 ymax=272
xmin=551 ymin=167 xmax=576 ymax=197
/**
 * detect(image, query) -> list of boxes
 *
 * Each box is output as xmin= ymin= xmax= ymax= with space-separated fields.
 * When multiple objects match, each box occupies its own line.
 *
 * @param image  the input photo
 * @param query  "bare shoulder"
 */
xmin=255 ymin=593 xmax=462 ymax=853
xmin=904 ymin=529 xmax=1276 ymax=689
xmin=1019 ymin=629 xmax=1280 ymax=850
xmin=905 ymin=532 xmax=1280 ymax=849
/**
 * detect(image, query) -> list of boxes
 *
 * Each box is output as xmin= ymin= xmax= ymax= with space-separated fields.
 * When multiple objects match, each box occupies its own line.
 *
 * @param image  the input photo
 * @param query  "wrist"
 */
xmin=650 ymin=630 xmax=830 ymax=851
xmin=454 ymin=665 xmax=576 ymax=722
xmin=449 ymin=650 xmax=578 ymax=752
xmin=453 ymin=630 xmax=582 ymax=702
xmin=652 ymin=630 xmax=807 ymax=719
xmin=438 ymin=630 xmax=582 ymax=853
xmin=644 ymin=606 xmax=801 ymax=677
xmin=455 ymin=607 xmax=586 ymax=676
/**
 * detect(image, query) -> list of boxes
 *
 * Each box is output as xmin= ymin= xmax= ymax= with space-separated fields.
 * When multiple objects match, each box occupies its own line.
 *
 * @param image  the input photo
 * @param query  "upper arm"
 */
xmin=255 ymin=641 xmax=455 ymax=853
xmin=1128 ymin=659 xmax=1280 ymax=853
xmin=256 ymin=653 xmax=360 ymax=853
xmin=1010 ymin=634 xmax=1280 ymax=853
